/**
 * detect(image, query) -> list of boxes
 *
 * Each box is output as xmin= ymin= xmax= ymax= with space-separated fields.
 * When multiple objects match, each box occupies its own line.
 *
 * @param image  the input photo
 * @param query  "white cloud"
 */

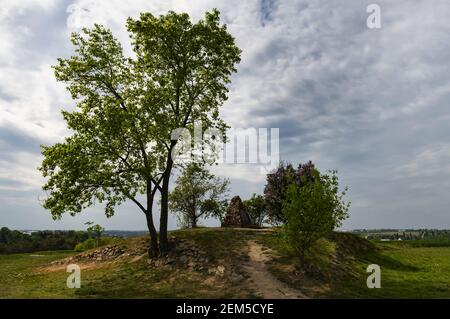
xmin=0 ymin=152 xmax=43 ymax=191
xmin=2 ymin=0 xmax=450 ymax=229
xmin=395 ymin=143 xmax=450 ymax=180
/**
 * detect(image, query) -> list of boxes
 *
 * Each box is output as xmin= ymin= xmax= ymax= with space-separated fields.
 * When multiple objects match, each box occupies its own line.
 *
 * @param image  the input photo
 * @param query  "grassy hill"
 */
xmin=1 ymin=227 xmax=449 ymax=298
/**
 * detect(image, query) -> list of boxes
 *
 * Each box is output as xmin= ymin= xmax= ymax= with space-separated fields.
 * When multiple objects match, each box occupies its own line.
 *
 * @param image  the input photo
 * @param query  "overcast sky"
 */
xmin=1 ymin=0 xmax=450 ymax=231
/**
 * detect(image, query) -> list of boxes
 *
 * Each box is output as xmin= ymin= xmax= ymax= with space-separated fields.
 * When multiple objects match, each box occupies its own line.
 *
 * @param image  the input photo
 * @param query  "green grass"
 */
xmin=71 ymin=228 xmax=262 ymax=299
xmin=1 ymin=228 xmax=450 ymax=298
xmin=389 ymin=238 xmax=450 ymax=248
xmin=331 ymin=242 xmax=450 ymax=298
xmin=260 ymin=232 xmax=450 ymax=298
xmin=0 ymin=228 xmax=260 ymax=299
xmin=174 ymin=227 xmax=266 ymax=262
xmin=0 ymin=250 xmax=77 ymax=298
xmin=72 ymin=261 xmax=229 ymax=299
xmin=0 ymin=248 xmax=244 ymax=299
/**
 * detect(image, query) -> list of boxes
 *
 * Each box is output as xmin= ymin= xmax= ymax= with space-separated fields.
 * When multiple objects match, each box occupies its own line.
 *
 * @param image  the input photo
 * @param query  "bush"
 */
xmin=282 ymin=169 xmax=349 ymax=266
xmin=74 ymin=237 xmax=121 ymax=252
xmin=264 ymin=161 xmax=316 ymax=225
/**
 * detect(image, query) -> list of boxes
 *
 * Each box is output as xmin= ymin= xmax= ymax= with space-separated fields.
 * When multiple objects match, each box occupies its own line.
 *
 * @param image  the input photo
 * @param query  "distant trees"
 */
xmin=243 ymin=194 xmax=267 ymax=227
xmin=0 ymin=227 xmax=89 ymax=254
xmin=264 ymin=161 xmax=316 ymax=225
xmin=282 ymin=168 xmax=350 ymax=266
xmin=169 ymin=163 xmax=229 ymax=228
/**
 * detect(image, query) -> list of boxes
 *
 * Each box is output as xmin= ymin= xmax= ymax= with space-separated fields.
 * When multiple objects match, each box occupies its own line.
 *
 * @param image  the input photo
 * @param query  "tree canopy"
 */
xmin=169 ymin=163 xmax=229 ymax=228
xmin=282 ymin=168 xmax=350 ymax=266
xmin=264 ymin=161 xmax=316 ymax=225
xmin=243 ymin=194 xmax=267 ymax=227
xmin=40 ymin=9 xmax=241 ymax=255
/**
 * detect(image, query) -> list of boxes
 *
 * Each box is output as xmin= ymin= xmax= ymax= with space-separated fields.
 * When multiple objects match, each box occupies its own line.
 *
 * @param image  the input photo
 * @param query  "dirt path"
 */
xmin=243 ymin=241 xmax=307 ymax=299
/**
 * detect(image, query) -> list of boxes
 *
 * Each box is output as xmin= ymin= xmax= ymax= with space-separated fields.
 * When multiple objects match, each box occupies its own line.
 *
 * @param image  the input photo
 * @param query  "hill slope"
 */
xmin=1 ymin=227 xmax=450 ymax=298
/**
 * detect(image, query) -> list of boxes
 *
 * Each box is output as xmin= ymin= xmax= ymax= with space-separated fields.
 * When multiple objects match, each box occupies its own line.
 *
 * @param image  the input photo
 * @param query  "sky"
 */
xmin=1 ymin=0 xmax=450 ymax=231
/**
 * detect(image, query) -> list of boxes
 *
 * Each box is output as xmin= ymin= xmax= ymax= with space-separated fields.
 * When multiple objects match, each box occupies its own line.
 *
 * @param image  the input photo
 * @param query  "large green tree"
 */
xmin=40 ymin=10 xmax=241 ymax=256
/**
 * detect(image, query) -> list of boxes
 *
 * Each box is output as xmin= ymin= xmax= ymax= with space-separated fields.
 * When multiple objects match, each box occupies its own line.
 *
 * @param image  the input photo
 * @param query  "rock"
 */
xmin=179 ymin=255 xmax=188 ymax=264
xmin=208 ymin=267 xmax=217 ymax=275
xmin=50 ymin=235 xmax=215 ymax=273
xmin=222 ymin=196 xmax=254 ymax=227
xmin=230 ymin=273 xmax=244 ymax=282
xmin=155 ymin=259 xmax=165 ymax=267
xmin=131 ymin=255 xmax=144 ymax=263
xmin=216 ymin=265 xmax=225 ymax=275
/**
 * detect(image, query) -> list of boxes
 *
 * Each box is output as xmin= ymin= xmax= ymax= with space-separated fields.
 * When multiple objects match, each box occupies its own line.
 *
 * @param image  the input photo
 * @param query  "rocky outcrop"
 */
xmin=50 ymin=243 xmax=144 ymax=265
xmin=48 ymin=237 xmax=224 ymax=274
xmin=147 ymin=237 xmax=212 ymax=271
xmin=222 ymin=196 xmax=254 ymax=227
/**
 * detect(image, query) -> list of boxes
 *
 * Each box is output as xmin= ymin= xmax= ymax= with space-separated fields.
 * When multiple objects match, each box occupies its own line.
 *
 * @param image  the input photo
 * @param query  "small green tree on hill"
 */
xmin=169 ymin=163 xmax=229 ymax=228
xmin=282 ymin=169 xmax=350 ymax=266
xmin=264 ymin=161 xmax=316 ymax=225
xmin=243 ymin=194 xmax=267 ymax=227
xmin=85 ymin=221 xmax=104 ymax=248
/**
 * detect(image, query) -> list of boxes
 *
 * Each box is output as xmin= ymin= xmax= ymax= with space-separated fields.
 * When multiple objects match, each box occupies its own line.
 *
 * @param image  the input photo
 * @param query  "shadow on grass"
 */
xmin=362 ymin=251 xmax=420 ymax=272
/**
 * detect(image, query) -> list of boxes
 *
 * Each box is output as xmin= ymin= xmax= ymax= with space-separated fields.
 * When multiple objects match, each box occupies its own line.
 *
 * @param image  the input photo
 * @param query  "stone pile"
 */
xmin=147 ymin=237 xmax=212 ymax=271
xmin=50 ymin=244 xmax=128 ymax=265
xmin=49 ymin=236 xmax=227 ymax=277
xmin=222 ymin=196 xmax=254 ymax=228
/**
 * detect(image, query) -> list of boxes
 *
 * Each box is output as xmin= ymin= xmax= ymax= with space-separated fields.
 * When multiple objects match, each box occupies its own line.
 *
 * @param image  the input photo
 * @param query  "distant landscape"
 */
xmin=3 ymin=227 xmax=450 ymax=254
xmin=1 ymin=226 xmax=450 ymax=298
xmin=0 ymin=227 xmax=151 ymax=254
xmin=351 ymin=229 xmax=450 ymax=242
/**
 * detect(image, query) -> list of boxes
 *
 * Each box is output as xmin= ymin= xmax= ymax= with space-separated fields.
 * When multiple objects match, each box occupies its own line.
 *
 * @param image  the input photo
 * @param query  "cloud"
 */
xmin=0 ymin=124 xmax=43 ymax=153
xmin=1 ymin=0 xmax=450 ymax=229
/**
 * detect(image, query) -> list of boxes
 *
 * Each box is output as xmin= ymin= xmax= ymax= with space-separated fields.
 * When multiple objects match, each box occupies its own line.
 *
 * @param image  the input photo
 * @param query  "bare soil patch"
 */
xmin=243 ymin=240 xmax=308 ymax=299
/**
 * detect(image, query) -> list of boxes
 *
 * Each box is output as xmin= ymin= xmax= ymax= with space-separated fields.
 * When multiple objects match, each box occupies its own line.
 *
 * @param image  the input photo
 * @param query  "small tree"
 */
xmin=243 ymin=194 xmax=267 ymax=227
xmin=282 ymin=169 xmax=350 ymax=266
xmin=169 ymin=163 xmax=229 ymax=228
xmin=264 ymin=161 xmax=316 ymax=225
xmin=85 ymin=221 xmax=104 ymax=248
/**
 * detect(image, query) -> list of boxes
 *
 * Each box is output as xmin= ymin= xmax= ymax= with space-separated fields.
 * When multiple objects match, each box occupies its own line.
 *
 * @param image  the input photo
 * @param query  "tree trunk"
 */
xmin=145 ymin=212 xmax=159 ymax=258
xmin=159 ymin=183 xmax=169 ymax=253
xmin=146 ymin=181 xmax=159 ymax=258
xmin=159 ymin=166 xmax=173 ymax=253
xmin=159 ymin=139 xmax=176 ymax=253
xmin=191 ymin=199 xmax=197 ymax=228
xmin=299 ymin=249 xmax=306 ymax=267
